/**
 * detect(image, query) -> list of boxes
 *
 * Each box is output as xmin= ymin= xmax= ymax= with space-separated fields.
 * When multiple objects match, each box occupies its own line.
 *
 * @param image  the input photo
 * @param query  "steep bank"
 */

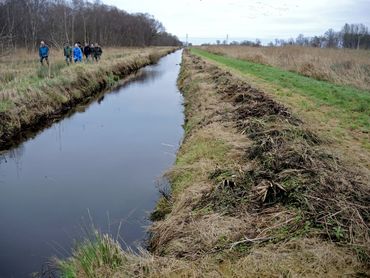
xmin=58 ymin=50 xmax=369 ymax=277
xmin=0 ymin=47 xmax=177 ymax=150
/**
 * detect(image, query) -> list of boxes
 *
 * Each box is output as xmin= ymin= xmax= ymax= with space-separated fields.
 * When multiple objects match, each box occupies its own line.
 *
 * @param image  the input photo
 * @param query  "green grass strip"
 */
xmin=191 ymin=48 xmax=370 ymax=132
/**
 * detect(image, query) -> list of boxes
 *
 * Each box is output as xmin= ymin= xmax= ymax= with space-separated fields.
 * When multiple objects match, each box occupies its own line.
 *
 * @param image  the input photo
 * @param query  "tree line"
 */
xmin=272 ymin=23 xmax=370 ymax=49
xmin=0 ymin=0 xmax=182 ymax=54
xmin=207 ymin=23 xmax=370 ymax=49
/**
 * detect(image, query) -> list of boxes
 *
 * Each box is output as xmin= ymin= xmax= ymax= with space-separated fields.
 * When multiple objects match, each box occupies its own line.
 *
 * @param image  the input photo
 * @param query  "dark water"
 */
xmin=0 ymin=50 xmax=184 ymax=277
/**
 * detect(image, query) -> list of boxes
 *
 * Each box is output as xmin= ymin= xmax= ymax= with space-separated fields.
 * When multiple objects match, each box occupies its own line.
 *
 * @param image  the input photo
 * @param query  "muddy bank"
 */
xmin=0 ymin=47 xmax=178 ymax=150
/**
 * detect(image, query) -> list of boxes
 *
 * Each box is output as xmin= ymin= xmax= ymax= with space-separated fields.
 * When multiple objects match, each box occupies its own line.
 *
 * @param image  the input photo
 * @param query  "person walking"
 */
xmin=73 ymin=43 xmax=83 ymax=63
xmin=93 ymin=43 xmax=102 ymax=62
xmin=63 ymin=43 xmax=72 ymax=65
xmin=39 ymin=41 xmax=49 ymax=66
xmin=90 ymin=43 xmax=95 ymax=60
xmin=83 ymin=43 xmax=91 ymax=62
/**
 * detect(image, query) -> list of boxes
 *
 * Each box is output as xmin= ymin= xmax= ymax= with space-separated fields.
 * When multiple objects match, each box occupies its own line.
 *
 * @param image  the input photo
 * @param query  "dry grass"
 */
xmin=56 ymin=234 xmax=367 ymax=277
xmin=202 ymin=45 xmax=370 ymax=90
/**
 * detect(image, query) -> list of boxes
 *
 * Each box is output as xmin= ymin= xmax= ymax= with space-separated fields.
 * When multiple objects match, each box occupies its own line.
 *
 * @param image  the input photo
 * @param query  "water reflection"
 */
xmin=0 ymin=144 xmax=24 ymax=176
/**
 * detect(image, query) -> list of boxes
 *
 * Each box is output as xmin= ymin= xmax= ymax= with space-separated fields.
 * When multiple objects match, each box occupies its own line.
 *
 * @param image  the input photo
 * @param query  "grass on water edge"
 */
xmin=190 ymin=48 xmax=370 ymax=134
xmin=57 ymin=232 xmax=126 ymax=278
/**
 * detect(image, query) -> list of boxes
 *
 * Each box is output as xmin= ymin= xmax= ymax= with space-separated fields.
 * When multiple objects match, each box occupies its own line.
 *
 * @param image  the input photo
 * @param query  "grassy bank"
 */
xmin=192 ymin=48 xmax=370 ymax=133
xmin=0 ymin=47 xmax=177 ymax=149
xmin=57 ymin=50 xmax=369 ymax=277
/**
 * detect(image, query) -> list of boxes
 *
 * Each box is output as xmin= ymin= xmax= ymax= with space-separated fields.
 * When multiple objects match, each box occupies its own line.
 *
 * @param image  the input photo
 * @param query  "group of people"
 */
xmin=64 ymin=42 xmax=103 ymax=65
xmin=38 ymin=41 xmax=103 ymax=66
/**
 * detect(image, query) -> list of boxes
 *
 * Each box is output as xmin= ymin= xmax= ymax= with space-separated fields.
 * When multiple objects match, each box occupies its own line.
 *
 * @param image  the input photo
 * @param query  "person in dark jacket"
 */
xmin=83 ymin=43 xmax=91 ymax=62
xmin=39 ymin=41 xmax=49 ymax=66
xmin=93 ymin=43 xmax=102 ymax=62
xmin=63 ymin=43 xmax=72 ymax=65
xmin=90 ymin=43 xmax=95 ymax=58
xmin=73 ymin=43 xmax=83 ymax=63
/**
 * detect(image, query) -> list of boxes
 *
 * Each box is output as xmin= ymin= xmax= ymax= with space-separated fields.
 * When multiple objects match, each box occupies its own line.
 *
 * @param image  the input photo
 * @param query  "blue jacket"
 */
xmin=73 ymin=47 xmax=82 ymax=61
xmin=39 ymin=46 xmax=49 ymax=57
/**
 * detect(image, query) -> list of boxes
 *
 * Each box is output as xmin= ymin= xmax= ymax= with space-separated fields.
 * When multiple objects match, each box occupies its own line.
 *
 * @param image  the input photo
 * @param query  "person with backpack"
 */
xmin=63 ymin=43 xmax=72 ymax=65
xmin=93 ymin=43 xmax=103 ymax=62
xmin=39 ymin=41 xmax=49 ymax=66
xmin=83 ymin=43 xmax=91 ymax=62
xmin=73 ymin=43 xmax=83 ymax=63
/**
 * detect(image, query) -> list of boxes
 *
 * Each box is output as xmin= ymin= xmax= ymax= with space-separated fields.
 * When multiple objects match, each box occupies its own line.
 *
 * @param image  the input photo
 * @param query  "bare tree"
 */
xmin=341 ymin=23 xmax=369 ymax=49
xmin=324 ymin=28 xmax=339 ymax=48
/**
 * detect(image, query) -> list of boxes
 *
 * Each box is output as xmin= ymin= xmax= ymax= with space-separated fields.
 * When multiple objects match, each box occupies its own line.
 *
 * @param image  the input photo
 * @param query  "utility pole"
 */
xmin=226 ymin=34 xmax=229 ymax=45
xmin=186 ymin=34 xmax=188 ymax=47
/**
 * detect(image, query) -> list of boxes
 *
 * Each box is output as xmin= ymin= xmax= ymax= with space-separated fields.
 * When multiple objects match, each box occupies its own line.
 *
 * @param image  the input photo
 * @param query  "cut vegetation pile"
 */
xmin=58 ymin=50 xmax=369 ymax=277
xmin=0 ymin=47 xmax=177 ymax=150
xmin=202 ymin=63 xmax=369 ymax=245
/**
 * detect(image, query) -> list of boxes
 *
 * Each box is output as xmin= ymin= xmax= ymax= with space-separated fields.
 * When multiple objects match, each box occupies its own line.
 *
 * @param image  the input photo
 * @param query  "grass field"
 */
xmin=0 ymin=47 xmax=176 ymax=148
xmin=202 ymin=45 xmax=370 ymax=91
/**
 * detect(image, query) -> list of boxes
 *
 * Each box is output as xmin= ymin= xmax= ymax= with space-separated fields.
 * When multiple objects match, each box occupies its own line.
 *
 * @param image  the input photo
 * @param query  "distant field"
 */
xmin=202 ymin=45 xmax=370 ymax=91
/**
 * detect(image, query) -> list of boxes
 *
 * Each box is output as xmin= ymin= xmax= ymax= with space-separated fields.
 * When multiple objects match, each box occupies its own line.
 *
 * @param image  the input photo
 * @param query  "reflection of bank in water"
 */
xmin=0 ymin=145 xmax=24 ymax=177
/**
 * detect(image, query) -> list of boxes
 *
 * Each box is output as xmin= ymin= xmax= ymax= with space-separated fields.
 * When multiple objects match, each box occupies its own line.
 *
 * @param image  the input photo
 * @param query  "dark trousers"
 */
xmin=40 ymin=56 xmax=49 ymax=65
xmin=65 ymin=55 xmax=72 ymax=65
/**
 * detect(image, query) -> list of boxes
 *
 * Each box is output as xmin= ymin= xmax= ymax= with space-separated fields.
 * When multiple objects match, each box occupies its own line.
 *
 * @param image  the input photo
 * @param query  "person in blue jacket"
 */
xmin=39 ymin=41 xmax=49 ymax=66
xmin=73 ymin=43 xmax=83 ymax=63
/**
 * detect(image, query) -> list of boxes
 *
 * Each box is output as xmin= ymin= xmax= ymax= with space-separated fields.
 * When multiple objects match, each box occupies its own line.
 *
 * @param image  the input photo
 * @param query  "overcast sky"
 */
xmin=103 ymin=0 xmax=370 ymax=44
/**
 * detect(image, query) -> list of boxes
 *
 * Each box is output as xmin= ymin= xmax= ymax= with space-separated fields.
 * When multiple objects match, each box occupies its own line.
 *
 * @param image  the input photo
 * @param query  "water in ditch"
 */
xmin=0 ymin=50 xmax=184 ymax=277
